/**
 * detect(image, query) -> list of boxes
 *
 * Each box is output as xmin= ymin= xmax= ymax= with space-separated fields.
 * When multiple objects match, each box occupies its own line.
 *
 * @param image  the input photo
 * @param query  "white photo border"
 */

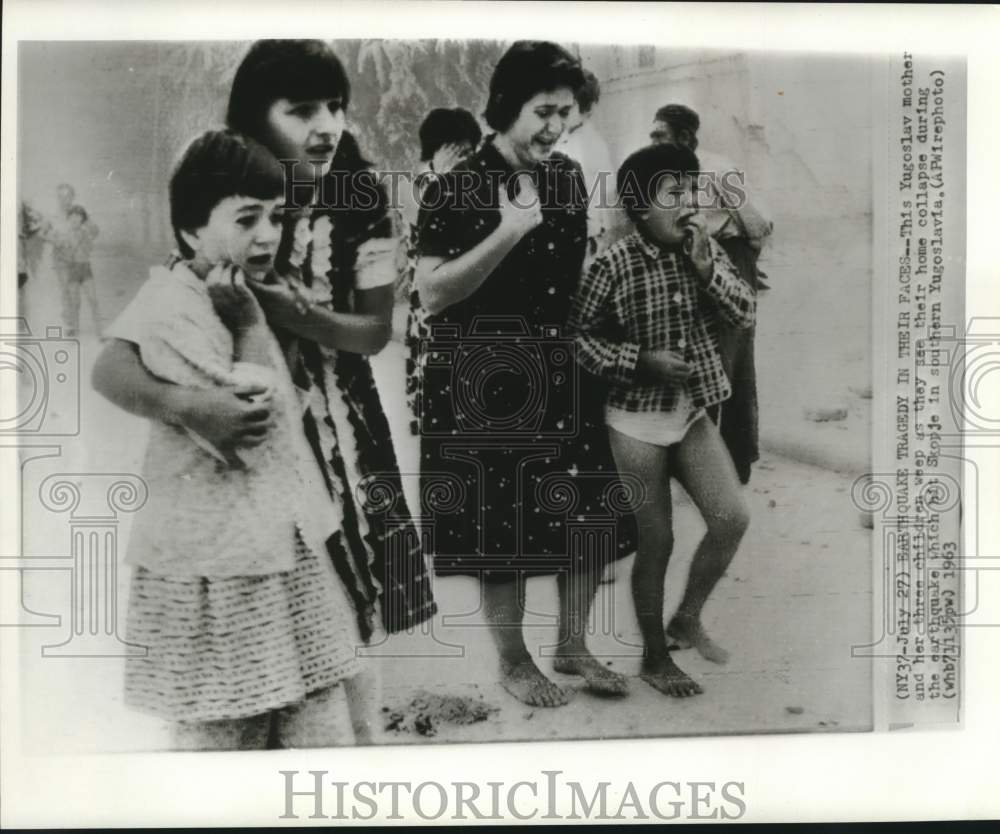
xmin=2 ymin=0 xmax=998 ymax=825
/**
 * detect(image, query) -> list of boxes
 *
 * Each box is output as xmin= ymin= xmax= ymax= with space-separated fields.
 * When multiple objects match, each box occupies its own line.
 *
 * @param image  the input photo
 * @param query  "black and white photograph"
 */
xmin=0 ymin=0 xmax=993 ymax=827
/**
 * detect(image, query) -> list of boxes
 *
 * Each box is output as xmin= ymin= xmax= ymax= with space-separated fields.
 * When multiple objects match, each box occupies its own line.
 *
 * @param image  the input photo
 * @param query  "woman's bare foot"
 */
xmin=552 ymin=652 xmax=629 ymax=697
xmin=500 ymin=659 xmax=572 ymax=707
xmin=640 ymin=657 xmax=704 ymax=697
xmin=666 ymin=614 xmax=731 ymax=665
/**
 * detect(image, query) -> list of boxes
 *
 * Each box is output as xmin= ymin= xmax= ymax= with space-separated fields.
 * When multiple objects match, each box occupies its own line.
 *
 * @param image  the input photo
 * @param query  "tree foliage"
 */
xmin=341 ymin=39 xmax=508 ymax=170
xmin=140 ymin=39 xmax=509 ymax=180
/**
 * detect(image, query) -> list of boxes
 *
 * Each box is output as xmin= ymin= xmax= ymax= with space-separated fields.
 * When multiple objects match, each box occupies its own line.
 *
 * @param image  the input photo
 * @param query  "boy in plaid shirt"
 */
xmin=567 ymin=143 xmax=755 ymax=698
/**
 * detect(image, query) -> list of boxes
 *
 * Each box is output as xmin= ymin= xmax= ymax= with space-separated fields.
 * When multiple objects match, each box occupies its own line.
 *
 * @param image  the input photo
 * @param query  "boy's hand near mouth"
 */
xmin=681 ymin=211 xmax=714 ymax=282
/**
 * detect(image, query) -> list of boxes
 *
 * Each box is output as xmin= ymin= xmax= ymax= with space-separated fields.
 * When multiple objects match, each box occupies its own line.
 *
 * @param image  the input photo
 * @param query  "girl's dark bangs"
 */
xmin=266 ymin=53 xmax=349 ymax=105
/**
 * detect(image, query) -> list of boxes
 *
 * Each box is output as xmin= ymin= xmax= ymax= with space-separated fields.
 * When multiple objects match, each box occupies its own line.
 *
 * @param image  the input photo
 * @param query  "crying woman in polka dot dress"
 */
xmin=415 ymin=124 xmax=639 ymax=575
xmin=412 ymin=42 xmax=639 ymax=707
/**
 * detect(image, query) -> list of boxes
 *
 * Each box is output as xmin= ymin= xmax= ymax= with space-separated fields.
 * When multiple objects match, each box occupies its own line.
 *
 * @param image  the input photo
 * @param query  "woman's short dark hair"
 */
xmin=484 ymin=41 xmax=586 ymax=132
xmin=576 ymin=69 xmax=601 ymax=115
xmin=169 ymin=130 xmax=285 ymax=259
xmin=418 ymin=108 xmax=483 ymax=162
xmin=617 ymin=143 xmax=701 ymax=221
xmin=226 ymin=40 xmax=351 ymax=139
xmin=67 ymin=205 xmax=88 ymax=223
xmin=653 ymin=103 xmax=701 ymax=137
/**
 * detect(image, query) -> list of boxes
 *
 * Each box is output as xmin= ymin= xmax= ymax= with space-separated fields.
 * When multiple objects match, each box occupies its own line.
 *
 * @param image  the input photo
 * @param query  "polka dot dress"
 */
xmin=414 ymin=139 xmax=638 ymax=582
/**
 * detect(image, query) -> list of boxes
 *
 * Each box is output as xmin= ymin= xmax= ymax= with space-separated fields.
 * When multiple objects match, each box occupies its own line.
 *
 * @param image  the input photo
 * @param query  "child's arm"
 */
xmin=197 ymin=266 xmax=279 ymax=466
xmin=94 ymin=270 xmax=277 ymax=459
xmin=205 ymin=264 xmax=272 ymax=367
xmin=92 ymin=339 xmax=275 ymax=448
xmin=567 ymin=260 xmax=692 ymax=386
xmin=566 ymin=257 xmax=642 ymax=385
xmin=685 ymin=218 xmax=756 ymax=329
xmin=351 ymin=235 xmax=400 ymax=354
xmin=241 ymin=207 xmax=394 ymax=355
xmin=245 ymin=275 xmax=391 ymax=355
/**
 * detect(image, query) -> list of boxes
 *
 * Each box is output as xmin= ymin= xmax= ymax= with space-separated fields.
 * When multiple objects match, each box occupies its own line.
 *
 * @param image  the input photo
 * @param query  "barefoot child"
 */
xmin=99 ymin=131 xmax=373 ymax=749
xmin=567 ymin=142 xmax=754 ymax=697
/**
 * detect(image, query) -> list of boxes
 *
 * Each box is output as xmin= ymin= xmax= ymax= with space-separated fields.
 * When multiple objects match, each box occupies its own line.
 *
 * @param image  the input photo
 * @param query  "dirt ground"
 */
xmin=12 ymin=234 xmax=873 ymax=753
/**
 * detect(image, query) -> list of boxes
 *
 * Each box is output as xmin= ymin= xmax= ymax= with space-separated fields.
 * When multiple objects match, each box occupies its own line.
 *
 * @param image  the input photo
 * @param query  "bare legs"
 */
xmin=552 ymin=567 xmax=629 ymax=696
xmin=78 ymin=274 xmax=103 ymax=338
xmin=485 ymin=579 xmax=571 ymax=707
xmin=55 ymin=266 xmax=102 ymax=338
xmin=343 ymin=668 xmax=379 ymax=745
xmin=478 ymin=415 xmax=748 ymax=705
xmin=609 ymin=415 xmax=749 ymax=697
xmin=667 ymin=415 xmax=750 ymax=665
xmin=484 ymin=555 xmax=633 ymax=706
xmin=609 ymin=426 xmax=702 ymax=697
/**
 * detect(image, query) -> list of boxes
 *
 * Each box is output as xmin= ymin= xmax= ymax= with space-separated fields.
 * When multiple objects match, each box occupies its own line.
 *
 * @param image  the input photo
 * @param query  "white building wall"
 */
xmin=577 ymin=46 xmax=874 ymax=241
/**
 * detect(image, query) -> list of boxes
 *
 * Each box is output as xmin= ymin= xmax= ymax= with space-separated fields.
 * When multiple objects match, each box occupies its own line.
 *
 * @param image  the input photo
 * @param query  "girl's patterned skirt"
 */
xmin=124 ymin=533 xmax=365 ymax=723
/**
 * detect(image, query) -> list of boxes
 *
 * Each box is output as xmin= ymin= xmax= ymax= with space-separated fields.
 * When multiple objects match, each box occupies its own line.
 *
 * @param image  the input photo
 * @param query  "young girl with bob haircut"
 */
xmin=106 ymin=130 xmax=370 ymax=749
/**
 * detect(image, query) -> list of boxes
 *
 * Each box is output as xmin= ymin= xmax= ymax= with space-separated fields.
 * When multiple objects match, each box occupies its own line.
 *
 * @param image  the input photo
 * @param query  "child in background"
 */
xmin=48 ymin=200 xmax=102 ymax=337
xmin=567 ymin=142 xmax=754 ymax=698
xmin=99 ymin=130 xmax=374 ymax=750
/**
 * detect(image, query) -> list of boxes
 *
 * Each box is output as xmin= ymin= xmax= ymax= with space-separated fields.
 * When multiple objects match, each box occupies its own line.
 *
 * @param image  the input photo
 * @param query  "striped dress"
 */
xmin=273 ymin=154 xmax=437 ymax=641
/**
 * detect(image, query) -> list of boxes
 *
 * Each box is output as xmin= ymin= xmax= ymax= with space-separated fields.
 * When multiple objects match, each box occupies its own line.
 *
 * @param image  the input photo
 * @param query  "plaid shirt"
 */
xmin=566 ymin=230 xmax=755 ymax=413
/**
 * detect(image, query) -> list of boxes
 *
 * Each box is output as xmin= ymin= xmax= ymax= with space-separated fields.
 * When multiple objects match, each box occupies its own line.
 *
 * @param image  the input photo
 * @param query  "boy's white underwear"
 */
xmin=605 ymin=390 xmax=705 ymax=447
